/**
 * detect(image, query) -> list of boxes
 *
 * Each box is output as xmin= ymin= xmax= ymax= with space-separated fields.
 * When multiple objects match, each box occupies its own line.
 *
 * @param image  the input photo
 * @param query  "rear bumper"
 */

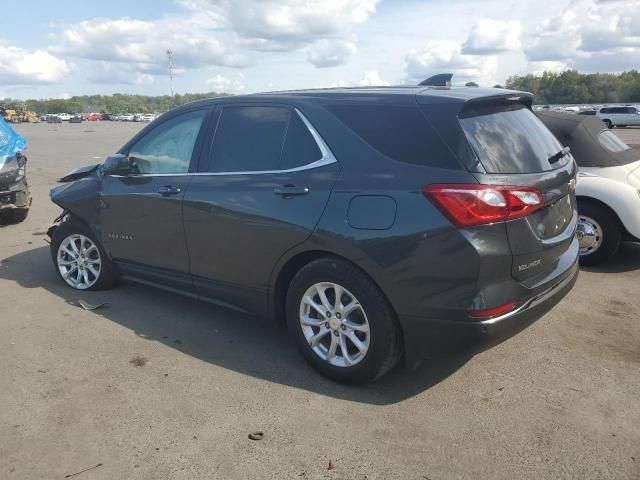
xmin=402 ymin=258 xmax=579 ymax=366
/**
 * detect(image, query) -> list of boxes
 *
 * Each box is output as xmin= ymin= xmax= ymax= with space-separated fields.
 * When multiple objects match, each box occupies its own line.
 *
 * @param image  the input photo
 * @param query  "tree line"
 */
xmin=0 ymin=91 xmax=228 ymax=114
xmin=3 ymin=70 xmax=640 ymax=112
xmin=505 ymin=70 xmax=640 ymax=105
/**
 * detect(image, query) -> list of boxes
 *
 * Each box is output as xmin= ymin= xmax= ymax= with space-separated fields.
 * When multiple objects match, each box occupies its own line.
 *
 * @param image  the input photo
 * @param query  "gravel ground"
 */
xmin=0 ymin=122 xmax=639 ymax=480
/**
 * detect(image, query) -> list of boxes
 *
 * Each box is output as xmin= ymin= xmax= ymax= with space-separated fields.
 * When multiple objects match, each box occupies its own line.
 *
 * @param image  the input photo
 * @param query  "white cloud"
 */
xmin=0 ymin=45 xmax=71 ymax=84
xmin=527 ymin=60 xmax=569 ymax=76
xmin=357 ymin=70 xmax=390 ymax=86
xmin=307 ymin=39 xmax=357 ymax=68
xmin=462 ymin=19 xmax=521 ymax=54
xmin=180 ymin=0 xmax=378 ymax=64
xmin=53 ymin=16 xmax=251 ymax=75
xmin=525 ymin=0 xmax=640 ymax=72
xmin=405 ymin=40 xmax=498 ymax=86
xmin=87 ymin=61 xmax=155 ymax=85
xmin=206 ymin=73 xmax=246 ymax=93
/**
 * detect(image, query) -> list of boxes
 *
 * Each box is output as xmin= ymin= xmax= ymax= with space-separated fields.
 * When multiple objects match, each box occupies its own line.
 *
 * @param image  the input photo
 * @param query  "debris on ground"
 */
xmin=328 ymin=460 xmax=335 ymax=470
xmin=64 ymin=463 xmax=103 ymax=478
xmin=248 ymin=431 xmax=264 ymax=441
xmin=72 ymin=300 xmax=109 ymax=311
xmin=129 ymin=356 xmax=148 ymax=367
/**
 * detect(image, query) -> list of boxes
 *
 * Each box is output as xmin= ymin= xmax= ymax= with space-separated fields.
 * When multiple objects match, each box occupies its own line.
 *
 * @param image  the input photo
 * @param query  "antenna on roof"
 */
xmin=419 ymin=73 xmax=453 ymax=87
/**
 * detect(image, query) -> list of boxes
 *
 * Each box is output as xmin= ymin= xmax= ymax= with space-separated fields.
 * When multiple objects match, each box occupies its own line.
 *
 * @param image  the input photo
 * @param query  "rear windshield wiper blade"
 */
xmin=548 ymin=146 xmax=570 ymax=164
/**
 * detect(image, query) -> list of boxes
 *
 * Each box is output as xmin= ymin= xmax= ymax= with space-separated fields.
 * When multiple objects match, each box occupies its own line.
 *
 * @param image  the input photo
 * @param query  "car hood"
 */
xmin=580 ymin=159 xmax=640 ymax=187
xmin=57 ymin=163 xmax=100 ymax=183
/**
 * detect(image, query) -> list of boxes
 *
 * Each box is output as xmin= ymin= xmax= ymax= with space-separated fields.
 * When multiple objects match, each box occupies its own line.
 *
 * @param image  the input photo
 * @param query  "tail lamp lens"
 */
xmin=467 ymin=302 xmax=517 ymax=319
xmin=423 ymin=184 xmax=544 ymax=227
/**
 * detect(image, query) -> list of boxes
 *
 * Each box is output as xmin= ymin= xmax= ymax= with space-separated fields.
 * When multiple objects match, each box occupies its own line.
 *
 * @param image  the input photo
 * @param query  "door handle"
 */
xmin=158 ymin=185 xmax=182 ymax=196
xmin=273 ymin=185 xmax=310 ymax=197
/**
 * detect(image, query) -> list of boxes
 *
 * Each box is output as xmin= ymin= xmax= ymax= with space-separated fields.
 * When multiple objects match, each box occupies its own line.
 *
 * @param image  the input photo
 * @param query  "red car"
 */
xmin=84 ymin=113 xmax=102 ymax=121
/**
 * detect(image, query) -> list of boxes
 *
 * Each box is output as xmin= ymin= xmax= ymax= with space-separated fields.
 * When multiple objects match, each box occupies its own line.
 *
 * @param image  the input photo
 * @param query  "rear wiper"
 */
xmin=548 ymin=146 xmax=570 ymax=164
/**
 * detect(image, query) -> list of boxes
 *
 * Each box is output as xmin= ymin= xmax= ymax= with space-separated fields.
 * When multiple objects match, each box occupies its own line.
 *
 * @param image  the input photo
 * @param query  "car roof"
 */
xmin=178 ymin=86 xmax=531 ymax=110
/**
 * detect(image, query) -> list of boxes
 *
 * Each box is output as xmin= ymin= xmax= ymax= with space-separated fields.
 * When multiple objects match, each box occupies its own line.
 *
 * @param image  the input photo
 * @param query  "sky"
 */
xmin=1 ymin=0 xmax=639 ymax=99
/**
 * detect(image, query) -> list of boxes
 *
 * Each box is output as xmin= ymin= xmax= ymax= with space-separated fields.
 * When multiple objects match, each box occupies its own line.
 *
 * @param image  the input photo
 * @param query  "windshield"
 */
xmin=460 ymin=106 xmax=567 ymax=174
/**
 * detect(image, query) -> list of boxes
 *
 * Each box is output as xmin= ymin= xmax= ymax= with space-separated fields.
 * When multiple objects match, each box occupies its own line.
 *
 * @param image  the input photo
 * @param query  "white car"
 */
xmin=139 ymin=113 xmax=155 ymax=122
xmin=596 ymin=106 xmax=640 ymax=129
xmin=539 ymin=111 xmax=640 ymax=265
xmin=120 ymin=114 xmax=135 ymax=121
xmin=57 ymin=113 xmax=72 ymax=121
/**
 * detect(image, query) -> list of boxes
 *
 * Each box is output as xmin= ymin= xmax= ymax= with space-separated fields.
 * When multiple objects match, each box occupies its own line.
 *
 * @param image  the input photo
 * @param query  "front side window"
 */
xmin=129 ymin=109 xmax=206 ymax=174
xmin=209 ymin=106 xmax=291 ymax=172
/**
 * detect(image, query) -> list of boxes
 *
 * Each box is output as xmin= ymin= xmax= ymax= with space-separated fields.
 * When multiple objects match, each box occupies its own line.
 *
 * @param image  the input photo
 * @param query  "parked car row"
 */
xmin=534 ymin=104 xmax=640 ymax=128
xmin=39 ymin=112 xmax=163 ymax=123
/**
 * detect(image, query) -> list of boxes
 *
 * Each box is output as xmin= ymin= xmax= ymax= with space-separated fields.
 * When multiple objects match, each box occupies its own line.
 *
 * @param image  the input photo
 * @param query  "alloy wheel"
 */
xmin=57 ymin=234 xmax=102 ymax=289
xmin=299 ymin=282 xmax=370 ymax=367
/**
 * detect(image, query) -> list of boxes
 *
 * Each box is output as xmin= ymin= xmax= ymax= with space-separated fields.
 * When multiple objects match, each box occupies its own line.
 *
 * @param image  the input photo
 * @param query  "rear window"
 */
xmin=327 ymin=104 xmax=460 ymax=169
xmin=459 ymin=106 xmax=566 ymax=174
xmin=598 ymin=130 xmax=631 ymax=153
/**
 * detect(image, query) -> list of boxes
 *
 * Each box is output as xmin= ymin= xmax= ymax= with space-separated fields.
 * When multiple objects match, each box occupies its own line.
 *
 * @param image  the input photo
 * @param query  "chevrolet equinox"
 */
xmin=48 ymin=85 xmax=579 ymax=383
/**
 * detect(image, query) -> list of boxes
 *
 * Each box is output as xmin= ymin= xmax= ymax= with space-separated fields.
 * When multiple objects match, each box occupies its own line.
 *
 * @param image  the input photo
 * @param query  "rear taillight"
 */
xmin=468 ymin=302 xmax=517 ymax=319
xmin=423 ymin=184 xmax=544 ymax=227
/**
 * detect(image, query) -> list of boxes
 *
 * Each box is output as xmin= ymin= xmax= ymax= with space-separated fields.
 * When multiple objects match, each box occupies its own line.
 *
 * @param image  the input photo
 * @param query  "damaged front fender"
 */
xmin=49 ymin=164 xmax=103 ymax=232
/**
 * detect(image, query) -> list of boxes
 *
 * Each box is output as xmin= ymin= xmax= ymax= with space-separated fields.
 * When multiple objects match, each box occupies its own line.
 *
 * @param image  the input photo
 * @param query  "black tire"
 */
xmin=286 ymin=256 xmax=402 ymax=383
xmin=578 ymin=201 xmax=621 ymax=266
xmin=603 ymin=119 xmax=613 ymax=129
xmin=50 ymin=219 xmax=118 ymax=290
xmin=4 ymin=208 xmax=29 ymax=224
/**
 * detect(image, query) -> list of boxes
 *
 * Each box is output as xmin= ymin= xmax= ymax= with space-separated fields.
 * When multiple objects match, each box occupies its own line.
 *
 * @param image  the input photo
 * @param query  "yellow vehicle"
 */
xmin=0 ymin=108 xmax=39 ymax=123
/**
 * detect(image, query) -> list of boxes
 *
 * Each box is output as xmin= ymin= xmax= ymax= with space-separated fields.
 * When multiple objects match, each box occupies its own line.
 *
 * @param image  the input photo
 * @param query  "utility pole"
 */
xmin=167 ymin=49 xmax=175 ymax=102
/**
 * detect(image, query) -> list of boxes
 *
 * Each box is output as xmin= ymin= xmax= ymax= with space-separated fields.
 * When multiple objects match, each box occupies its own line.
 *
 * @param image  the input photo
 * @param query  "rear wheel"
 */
xmin=577 ymin=201 xmax=621 ymax=266
xmin=50 ymin=220 xmax=117 ymax=290
xmin=286 ymin=256 xmax=402 ymax=383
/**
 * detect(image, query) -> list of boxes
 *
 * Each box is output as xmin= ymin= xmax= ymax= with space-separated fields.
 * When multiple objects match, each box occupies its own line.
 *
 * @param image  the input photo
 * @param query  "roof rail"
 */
xmin=419 ymin=73 xmax=453 ymax=87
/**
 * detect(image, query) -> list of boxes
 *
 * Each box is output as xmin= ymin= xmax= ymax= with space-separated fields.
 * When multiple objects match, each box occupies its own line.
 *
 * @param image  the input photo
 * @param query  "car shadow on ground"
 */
xmin=580 ymin=242 xmax=640 ymax=274
xmin=0 ymin=245 xmax=470 ymax=405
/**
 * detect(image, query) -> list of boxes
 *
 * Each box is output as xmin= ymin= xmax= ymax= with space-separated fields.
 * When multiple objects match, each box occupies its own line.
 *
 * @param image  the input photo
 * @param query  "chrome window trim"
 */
xmin=108 ymin=108 xmax=337 ymax=178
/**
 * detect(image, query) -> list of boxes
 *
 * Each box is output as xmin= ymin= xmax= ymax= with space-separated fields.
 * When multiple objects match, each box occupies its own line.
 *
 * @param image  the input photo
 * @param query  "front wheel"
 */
xmin=603 ymin=119 xmax=613 ymax=129
xmin=50 ymin=220 xmax=117 ymax=290
xmin=3 ymin=208 xmax=29 ymax=224
xmin=286 ymin=257 xmax=402 ymax=383
xmin=577 ymin=201 xmax=621 ymax=266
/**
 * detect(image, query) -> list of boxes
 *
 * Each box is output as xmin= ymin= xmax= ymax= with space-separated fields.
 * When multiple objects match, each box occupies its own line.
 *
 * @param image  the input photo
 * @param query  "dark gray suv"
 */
xmin=48 ymin=86 xmax=579 ymax=383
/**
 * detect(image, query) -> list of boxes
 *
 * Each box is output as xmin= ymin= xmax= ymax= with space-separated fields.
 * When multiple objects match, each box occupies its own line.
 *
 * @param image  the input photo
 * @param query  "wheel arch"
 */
xmin=270 ymin=249 xmax=401 ymax=333
xmin=577 ymin=194 xmax=627 ymax=235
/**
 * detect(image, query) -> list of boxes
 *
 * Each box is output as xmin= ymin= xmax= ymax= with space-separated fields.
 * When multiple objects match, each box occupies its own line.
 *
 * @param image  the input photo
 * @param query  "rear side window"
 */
xmin=459 ymin=106 xmax=565 ymax=174
xmin=327 ymin=104 xmax=460 ymax=169
xmin=209 ymin=106 xmax=290 ymax=172
xmin=598 ymin=130 xmax=631 ymax=152
xmin=280 ymin=112 xmax=322 ymax=170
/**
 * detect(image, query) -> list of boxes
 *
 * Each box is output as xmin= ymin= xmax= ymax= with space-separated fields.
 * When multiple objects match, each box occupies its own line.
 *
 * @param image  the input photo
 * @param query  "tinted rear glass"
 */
xmin=327 ymin=104 xmax=460 ymax=169
xmin=459 ymin=106 xmax=566 ymax=174
xmin=209 ymin=106 xmax=290 ymax=172
xmin=598 ymin=130 xmax=631 ymax=153
xmin=280 ymin=112 xmax=322 ymax=170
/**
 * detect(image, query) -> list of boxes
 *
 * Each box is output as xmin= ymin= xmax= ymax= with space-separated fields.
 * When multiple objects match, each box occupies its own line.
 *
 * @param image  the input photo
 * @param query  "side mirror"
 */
xmin=102 ymin=154 xmax=131 ymax=175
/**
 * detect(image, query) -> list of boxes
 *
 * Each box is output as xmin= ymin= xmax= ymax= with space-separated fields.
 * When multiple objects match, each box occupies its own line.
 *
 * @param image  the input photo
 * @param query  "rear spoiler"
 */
xmin=459 ymin=93 xmax=534 ymax=119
